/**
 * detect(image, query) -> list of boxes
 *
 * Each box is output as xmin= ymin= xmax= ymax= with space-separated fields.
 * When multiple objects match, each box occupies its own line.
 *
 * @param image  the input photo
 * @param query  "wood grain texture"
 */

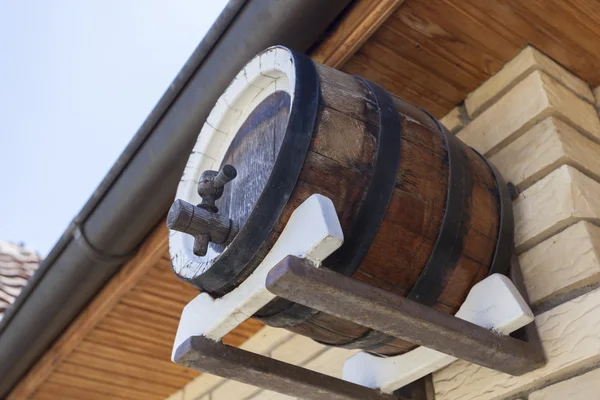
xmin=433 ymin=285 xmax=600 ymax=400
xmin=247 ymin=61 xmax=501 ymax=356
xmin=490 ymin=117 xmax=600 ymax=191
xmin=311 ymin=0 xmax=405 ymax=69
xmin=216 ymin=90 xmax=290 ymax=251
xmin=15 ymin=223 xmax=263 ymax=400
xmin=340 ymin=0 xmax=600 ymax=118
xmin=458 ymin=70 xmax=600 ymax=157
xmin=520 ymin=221 xmax=600 ymax=307
xmin=514 ymin=165 xmax=600 ymax=253
xmin=9 ymin=222 xmax=171 ymax=400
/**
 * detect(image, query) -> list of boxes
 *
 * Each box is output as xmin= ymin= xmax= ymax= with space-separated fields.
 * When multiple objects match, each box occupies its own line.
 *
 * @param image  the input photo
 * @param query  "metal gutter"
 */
xmin=0 ymin=0 xmax=351 ymax=396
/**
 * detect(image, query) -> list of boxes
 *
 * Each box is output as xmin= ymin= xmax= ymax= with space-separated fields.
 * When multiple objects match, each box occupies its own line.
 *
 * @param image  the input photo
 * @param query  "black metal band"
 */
xmin=189 ymin=50 xmax=320 ymax=294
xmin=473 ymin=151 xmax=515 ymax=276
xmin=406 ymin=115 xmax=473 ymax=305
xmin=327 ymin=77 xmax=403 ymax=276
xmin=316 ymin=329 xmax=395 ymax=351
xmin=258 ymin=76 xmax=403 ymax=328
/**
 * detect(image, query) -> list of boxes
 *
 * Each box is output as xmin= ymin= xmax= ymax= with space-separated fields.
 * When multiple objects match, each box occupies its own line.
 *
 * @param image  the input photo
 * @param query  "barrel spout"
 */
xmin=167 ymin=199 xmax=238 ymax=256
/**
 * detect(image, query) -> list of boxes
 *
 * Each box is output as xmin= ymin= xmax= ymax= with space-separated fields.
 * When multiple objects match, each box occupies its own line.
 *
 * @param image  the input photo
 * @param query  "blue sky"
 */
xmin=0 ymin=1 xmax=227 ymax=255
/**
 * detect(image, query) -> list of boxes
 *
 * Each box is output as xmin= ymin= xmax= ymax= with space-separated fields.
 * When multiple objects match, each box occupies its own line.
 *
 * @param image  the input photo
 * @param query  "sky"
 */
xmin=0 ymin=0 xmax=227 ymax=256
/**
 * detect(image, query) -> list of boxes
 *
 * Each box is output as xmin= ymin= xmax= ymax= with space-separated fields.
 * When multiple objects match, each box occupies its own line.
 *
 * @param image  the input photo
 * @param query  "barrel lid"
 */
xmin=169 ymin=46 xmax=319 ymax=295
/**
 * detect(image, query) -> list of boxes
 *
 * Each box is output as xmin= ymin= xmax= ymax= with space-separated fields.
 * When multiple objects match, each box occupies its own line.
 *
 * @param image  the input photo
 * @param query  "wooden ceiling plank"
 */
xmin=519 ymin=0 xmax=600 ymax=83
xmin=345 ymin=59 xmax=448 ymax=116
xmin=34 ymin=382 xmax=115 ymax=400
xmin=110 ymin=303 xmax=181 ymax=336
xmin=120 ymin=288 xmax=187 ymax=319
xmin=98 ymin=315 xmax=178 ymax=345
xmin=311 ymin=0 xmax=406 ymax=69
xmin=344 ymin=55 xmax=452 ymax=116
xmin=68 ymin=350 xmax=191 ymax=388
xmin=76 ymin=341 xmax=198 ymax=379
xmin=411 ymin=0 xmax=520 ymax=63
xmin=133 ymin=278 xmax=197 ymax=305
xmin=85 ymin=326 xmax=173 ymax=359
xmin=100 ymin=310 xmax=261 ymax=353
xmin=7 ymin=222 xmax=170 ymax=400
xmin=358 ymin=39 xmax=465 ymax=104
xmin=57 ymin=361 xmax=177 ymax=397
xmin=446 ymin=0 xmax=527 ymax=48
xmin=32 ymin=390 xmax=81 ymax=400
xmin=463 ymin=0 xmax=597 ymax=84
xmin=47 ymin=372 xmax=153 ymax=400
xmin=157 ymin=255 xmax=174 ymax=271
xmin=144 ymin=270 xmax=194 ymax=293
xmin=373 ymin=22 xmax=479 ymax=91
xmin=390 ymin=1 xmax=505 ymax=77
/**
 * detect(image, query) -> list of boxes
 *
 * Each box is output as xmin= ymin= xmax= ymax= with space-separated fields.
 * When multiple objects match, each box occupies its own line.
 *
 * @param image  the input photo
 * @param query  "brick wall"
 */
xmin=435 ymin=46 xmax=600 ymax=400
xmin=167 ymin=46 xmax=600 ymax=400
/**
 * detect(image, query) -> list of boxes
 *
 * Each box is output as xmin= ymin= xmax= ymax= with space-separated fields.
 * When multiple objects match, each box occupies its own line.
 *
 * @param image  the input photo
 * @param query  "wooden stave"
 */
xmin=251 ymin=61 xmax=500 ymax=355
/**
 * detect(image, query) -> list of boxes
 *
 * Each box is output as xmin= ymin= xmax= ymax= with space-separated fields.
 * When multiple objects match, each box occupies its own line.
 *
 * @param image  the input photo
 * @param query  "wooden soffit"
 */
xmin=316 ymin=0 xmax=599 ymax=118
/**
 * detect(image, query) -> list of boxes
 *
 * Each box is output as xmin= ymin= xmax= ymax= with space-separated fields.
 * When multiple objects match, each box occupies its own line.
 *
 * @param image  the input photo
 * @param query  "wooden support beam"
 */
xmin=175 ymin=337 xmax=401 ymax=400
xmin=311 ymin=0 xmax=404 ymax=69
xmin=265 ymin=256 xmax=545 ymax=376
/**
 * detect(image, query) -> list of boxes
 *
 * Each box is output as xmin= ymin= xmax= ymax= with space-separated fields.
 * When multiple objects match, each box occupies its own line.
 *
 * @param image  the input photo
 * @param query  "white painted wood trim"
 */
xmin=169 ymin=46 xmax=297 ymax=279
xmin=342 ymin=274 xmax=534 ymax=393
xmin=172 ymin=194 xmax=343 ymax=361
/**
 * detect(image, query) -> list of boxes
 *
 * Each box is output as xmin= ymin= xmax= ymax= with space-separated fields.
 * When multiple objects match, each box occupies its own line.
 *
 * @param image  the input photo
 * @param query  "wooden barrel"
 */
xmin=169 ymin=46 xmax=510 ymax=356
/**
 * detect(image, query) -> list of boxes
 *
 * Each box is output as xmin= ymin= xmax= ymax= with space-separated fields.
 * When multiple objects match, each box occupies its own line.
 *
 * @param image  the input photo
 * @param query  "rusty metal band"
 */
xmin=190 ymin=50 xmax=320 ymax=295
xmin=258 ymin=76 xmax=403 ymax=329
xmin=473 ymin=150 xmax=515 ymax=276
xmin=406 ymin=113 xmax=473 ymax=306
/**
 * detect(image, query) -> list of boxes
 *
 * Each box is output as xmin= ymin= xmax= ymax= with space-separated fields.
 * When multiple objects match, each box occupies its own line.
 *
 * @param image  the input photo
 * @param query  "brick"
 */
xmin=211 ymin=381 xmax=259 ymax=400
xmin=465 ymin=46 xmax=593 ymax=117
xmin=270 ymin=334 xmax=327 ymax=365
xmin=520 ymin=221 xmax=600 ymax=306
xmin=165 ymin=390 xmax=184 ymax=400
xmin=529 ymin=368 xmax=600 ymax=400
xmin=594 ymin=86 xmax=600 ymax=108
xmin=182 ymin=373 xmax=223 ymax=400
xmin=440 ymin=106 xmax=467 ymax=133
xmin=458 ymin=71 xmax=600 ymax=156
xmin=302 ymin=347 xmax=359 ymax=378
xmin=490 ymin=117 xmax=600 ymax=191
xmin=513 ymin=165 xmax=600 ymax=253
xmin=433 ymin=286 xmax=600 ymax=400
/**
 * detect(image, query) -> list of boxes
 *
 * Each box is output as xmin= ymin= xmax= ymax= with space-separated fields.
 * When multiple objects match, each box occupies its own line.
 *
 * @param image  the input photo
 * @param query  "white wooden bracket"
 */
xmin=172 ymin=194 xmax=344 ymax=360
xmin=172 ymin=192 xmax=536 ymax=398
xmin=342 ymin=273 xmax=535 ymax=393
